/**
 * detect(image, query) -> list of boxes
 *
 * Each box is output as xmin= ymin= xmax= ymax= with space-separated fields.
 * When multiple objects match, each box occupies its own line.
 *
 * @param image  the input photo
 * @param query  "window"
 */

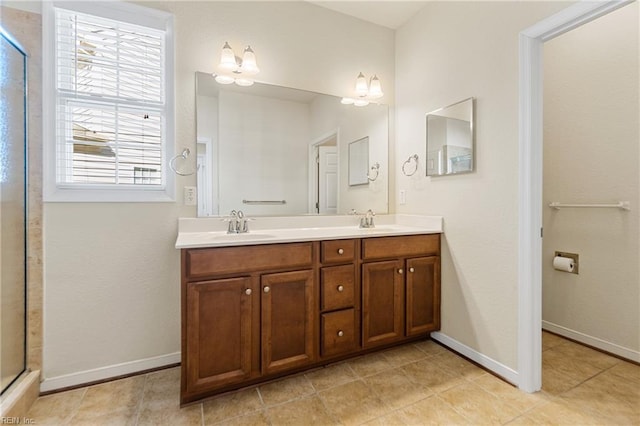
xmin=44 ymin=2 xmax=174 ymax=202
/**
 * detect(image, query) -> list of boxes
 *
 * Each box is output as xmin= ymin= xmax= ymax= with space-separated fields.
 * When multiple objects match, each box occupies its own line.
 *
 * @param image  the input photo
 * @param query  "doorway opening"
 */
xmin=309 ymin=131 xmax=339 ymax=215
xmin=517 ymin=0 xmax=634 ymax=393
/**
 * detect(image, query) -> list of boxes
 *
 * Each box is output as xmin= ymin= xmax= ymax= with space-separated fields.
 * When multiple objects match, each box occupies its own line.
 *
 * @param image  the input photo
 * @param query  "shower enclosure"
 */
xmin=0 ymin=25 xmax=27 ymax=394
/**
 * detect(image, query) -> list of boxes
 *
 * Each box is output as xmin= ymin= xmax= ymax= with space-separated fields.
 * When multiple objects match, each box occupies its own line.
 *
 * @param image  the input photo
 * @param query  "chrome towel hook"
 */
xmin=402 ymin=154 xmax=419 ymax=176
xmin=169 ymin=148 xmax=199 ymax=176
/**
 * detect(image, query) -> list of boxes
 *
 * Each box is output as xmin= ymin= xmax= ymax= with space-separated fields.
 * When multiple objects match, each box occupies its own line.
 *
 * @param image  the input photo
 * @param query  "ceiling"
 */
xmin=309 ymin=1 xmax=427 ymax=30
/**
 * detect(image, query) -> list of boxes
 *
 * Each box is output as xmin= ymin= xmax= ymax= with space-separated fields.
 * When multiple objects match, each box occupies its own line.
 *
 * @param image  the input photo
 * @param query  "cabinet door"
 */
xmin=185 ymin=277 xmax=253 ymax=394
xmin=406 ymin=256 xmax=441 ymax=336
xmin=362 ymin=260 xmax=404 ymax=347
xmin=261 ymin=270 xmax=315 ymax=375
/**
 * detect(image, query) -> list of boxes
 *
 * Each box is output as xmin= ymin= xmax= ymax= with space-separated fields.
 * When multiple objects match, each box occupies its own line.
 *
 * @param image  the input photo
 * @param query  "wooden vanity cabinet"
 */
xmin=181 ymin=242 xmax=316 ymax=404
xmin=319 ymin=239 xmax=359 ymax=358
xmin=361 ymin=234 xmax=441 ymax=348
xmin=181 ymin=234 xmax=440 ymax=404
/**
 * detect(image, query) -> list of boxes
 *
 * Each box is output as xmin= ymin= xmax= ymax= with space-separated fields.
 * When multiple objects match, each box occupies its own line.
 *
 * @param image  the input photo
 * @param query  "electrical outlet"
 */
xmin=399 ymin=189 xmax=406 ymax=205
xmin=184 ymin=186 xmax=197 ymax=206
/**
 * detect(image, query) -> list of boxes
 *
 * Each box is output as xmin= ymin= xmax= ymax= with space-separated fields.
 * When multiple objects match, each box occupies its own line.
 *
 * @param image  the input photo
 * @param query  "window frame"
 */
xmin=43 ymin=0 xmax=175 ymax=202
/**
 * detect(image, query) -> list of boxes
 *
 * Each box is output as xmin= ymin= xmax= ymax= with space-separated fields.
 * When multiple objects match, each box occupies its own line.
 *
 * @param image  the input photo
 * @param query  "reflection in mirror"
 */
xmin=195 ymin=72 xmax=389 ymax=216
xmin=349 ymin=137 xmax=369 ymax=186
xmin=426 ymin=97 xmax=474 ymax=177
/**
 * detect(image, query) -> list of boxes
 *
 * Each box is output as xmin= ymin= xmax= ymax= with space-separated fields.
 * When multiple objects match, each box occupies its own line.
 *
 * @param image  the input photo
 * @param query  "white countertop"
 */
xmin=176 ymin=214 xmax=443 ymax=249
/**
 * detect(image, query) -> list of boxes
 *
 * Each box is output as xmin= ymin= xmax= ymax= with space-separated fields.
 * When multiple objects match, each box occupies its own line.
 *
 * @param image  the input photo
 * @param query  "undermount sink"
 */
xmin=199 ymin=232 xmax=277 ymax=241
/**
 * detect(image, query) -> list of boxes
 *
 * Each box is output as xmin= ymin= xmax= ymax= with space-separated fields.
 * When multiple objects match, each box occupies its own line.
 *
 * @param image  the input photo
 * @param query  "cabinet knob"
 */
xmin=245 ymin=288 xmax=252 ymax=295
xmin=263 ymin=286 xmax=270 ymax=293
xmin=398 ymin=268 xmax=404 ymax=274
xmin=409 ymin=267 xmax=415 ymax=273
xmin=337 ymin=330 xmax=344 ymax=337
xmin=337 ymin=248 xmax=344 ymax=255
xmin=337 ymin=285 xmax=344 ymax=292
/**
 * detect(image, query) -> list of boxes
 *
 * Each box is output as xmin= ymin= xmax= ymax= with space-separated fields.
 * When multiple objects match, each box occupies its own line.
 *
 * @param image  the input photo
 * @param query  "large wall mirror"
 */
xmin=426 ymin=97 xmax=474 ymax=177
xmin=195 ymin=72 xmax=389 ymax=216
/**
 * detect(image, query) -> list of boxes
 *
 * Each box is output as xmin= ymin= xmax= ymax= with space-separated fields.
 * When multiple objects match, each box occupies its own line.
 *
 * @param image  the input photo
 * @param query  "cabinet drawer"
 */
xmin=186 ymin=242 xmax=313 ymax=278
xmin=321 ymin=309 xmax=357 ymax=357
xmin=362 ymin=234 xmax=439 ymax=260
xmin=321 ymin=239 xmax=356 ymax=264
xmin=321 ymin=265 xmax=355 ymax=311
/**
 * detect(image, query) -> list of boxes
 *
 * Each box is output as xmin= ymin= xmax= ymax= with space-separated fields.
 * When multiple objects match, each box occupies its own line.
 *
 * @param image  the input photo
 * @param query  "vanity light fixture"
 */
xmin=341 ymin=72 xmax=384 ymax=107
xmin=214 ymin=42 xmax=260 ymax=87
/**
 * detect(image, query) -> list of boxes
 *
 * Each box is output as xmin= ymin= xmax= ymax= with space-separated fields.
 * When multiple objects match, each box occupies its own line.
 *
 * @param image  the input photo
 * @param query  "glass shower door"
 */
xmin=0 ymin=26 xmax=27 ymax=394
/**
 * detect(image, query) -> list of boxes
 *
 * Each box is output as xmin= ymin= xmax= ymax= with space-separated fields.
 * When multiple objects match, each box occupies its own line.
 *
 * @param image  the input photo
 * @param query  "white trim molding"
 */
xmin=542 ymin=321 xmax=640 ymax=363
xmin=431 ymin=332 xmax=519 ymax=385
xmin=517 ymin=0 xmax=633 ymax=393
xmin=40 ymin=352 xmax=180 ymax=393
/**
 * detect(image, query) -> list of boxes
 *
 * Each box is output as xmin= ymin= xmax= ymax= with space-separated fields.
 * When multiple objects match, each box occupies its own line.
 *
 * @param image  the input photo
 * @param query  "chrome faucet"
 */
xmin=360 ymin=209 xmax=375 ymax=228
xmin=226 ymin=210 xmax=250 ymax=233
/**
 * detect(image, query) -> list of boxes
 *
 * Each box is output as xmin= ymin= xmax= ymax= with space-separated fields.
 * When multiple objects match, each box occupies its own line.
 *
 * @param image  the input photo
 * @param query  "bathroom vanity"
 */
xmin=177 ymin=216 xmax=442 ymax=404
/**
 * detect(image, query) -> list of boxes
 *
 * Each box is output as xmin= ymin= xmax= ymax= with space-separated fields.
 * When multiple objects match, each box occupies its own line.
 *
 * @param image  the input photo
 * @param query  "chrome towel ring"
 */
xmin=367 ymin=162 xmax=380 ymax=181
xmin=402 ymin=154 xmax=419 ymax=176
xmin=169 ymin=148 xmax=199 ymax=176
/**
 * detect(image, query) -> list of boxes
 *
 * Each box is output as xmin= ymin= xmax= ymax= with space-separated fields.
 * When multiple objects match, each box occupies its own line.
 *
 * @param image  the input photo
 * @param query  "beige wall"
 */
xmin=395 ymin=1 xmax=570 ymax=370
xmin=542 ymin=2 xmax=639 ymax=359
xmin=42 ymin=1 xmax=395 ymax=386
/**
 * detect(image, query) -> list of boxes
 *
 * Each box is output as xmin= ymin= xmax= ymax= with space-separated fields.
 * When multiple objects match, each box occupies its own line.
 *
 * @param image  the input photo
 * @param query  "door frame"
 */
xmin=308 ymin=129 xmax=340 ymax=214
xmin=517 ymin=0 xmax=632 ymax=392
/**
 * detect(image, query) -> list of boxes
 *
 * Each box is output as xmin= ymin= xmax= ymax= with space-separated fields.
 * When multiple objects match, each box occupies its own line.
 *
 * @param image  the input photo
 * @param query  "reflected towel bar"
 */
xmin=243 ymin=199 xmax=286 ymax=205
xmin=549 ymin=201 xmax=630 ymax=211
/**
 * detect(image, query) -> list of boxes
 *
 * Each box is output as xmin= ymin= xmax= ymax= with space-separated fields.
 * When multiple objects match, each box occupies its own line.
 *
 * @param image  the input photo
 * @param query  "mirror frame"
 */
xmin=425 ymin=97 xmax=475 ymax=177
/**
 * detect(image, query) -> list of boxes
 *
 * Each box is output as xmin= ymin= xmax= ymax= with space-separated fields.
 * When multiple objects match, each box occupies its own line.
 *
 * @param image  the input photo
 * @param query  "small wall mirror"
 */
xmin=426 ymin=97 xmax=474 ymax=177
xmin=349 ymin=137 xmax=369 ymax=186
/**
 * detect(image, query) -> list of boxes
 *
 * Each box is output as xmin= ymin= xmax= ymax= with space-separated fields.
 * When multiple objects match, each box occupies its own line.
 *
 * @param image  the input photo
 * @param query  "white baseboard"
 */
xmin=40 ymin=352 xmax=180 ymax=393
xmin=431 ymin=332 xmax=519 ymax=385
xmin=542 ymin=321 xmax=640 ymax=363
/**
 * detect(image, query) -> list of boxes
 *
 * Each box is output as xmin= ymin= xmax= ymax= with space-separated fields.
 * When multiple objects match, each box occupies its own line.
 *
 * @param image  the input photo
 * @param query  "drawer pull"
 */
xmin=337 ymin=330 xmax=344 ymax=337
xmin=245 ymin=288 xmax=252 ymax=295
xmin=409 ymin=267 xmax=415 ymax=273
xmin=337 ymin=285 xmax=344 ymax=292
xmin=263 ymin=286 xmax=270 ymax=293
xmin=398 ymin=268 xmax=404 ymax=274
xmin=337 ymin=248 xmax=344 ymax=255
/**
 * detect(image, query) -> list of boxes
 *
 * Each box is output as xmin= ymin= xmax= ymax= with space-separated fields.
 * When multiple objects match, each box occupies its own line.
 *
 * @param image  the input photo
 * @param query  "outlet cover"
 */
xmin=184 ymin=186 xmax=197 ymax=206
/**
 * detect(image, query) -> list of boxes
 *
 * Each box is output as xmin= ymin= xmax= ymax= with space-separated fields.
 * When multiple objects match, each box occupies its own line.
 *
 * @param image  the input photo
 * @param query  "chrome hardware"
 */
xmin=338 ymin=248 xmax=344 ymax=255
xmin=263 ymin=286 xmax=270 ymax=293
xmin=337 ymin=285 xmax=344 ymax=292
xmin=359 ymin=209 xmax=375 ymax=228
xmin=225 ymin=209 xmax=251 ymax=233
xmin=337 ymin=330 xmax=344 ymax=337
xmin=245 ymin=288 xmax=252 ymax=295
xmin=409 ymin=267 xmax=415 ymax=273
xmin=398 ymin=268 xmax=404 ymax=274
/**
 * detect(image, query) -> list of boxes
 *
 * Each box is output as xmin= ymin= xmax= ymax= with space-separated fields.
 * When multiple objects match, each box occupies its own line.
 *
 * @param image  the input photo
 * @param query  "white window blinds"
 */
xmin=55 ymin=8 xmax=166 ymax=187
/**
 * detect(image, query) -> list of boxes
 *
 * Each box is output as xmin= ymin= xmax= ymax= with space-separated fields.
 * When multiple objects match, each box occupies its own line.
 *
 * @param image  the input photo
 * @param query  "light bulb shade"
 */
xmin=353 ymin=98 xmax=369 ymax=107
xmin=234 ymin=77 xmax=254 ymax=87
xmin=341 ymin=97 xmax=355 ymax=105
xmin=368 ymin=75 xmax=383 ymax=99
xmin=218 ymin=42 xmax=238 ymax=72
xmin=214 ymin=74 xmax=235 ymax=85
xmin=240 ymin=46 xmax=260 ymax=75
xmin=355 ymin=72 xmax=368 ymax=97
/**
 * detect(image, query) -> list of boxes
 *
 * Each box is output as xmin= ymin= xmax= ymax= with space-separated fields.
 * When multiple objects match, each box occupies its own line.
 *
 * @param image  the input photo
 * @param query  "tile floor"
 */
xmin=26 ymin=332 xmax=640 ymax=425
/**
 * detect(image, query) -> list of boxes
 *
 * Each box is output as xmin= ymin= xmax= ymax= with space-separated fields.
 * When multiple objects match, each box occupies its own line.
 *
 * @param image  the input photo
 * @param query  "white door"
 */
xmin=318 ymin=146 xmax=338 ymax=214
